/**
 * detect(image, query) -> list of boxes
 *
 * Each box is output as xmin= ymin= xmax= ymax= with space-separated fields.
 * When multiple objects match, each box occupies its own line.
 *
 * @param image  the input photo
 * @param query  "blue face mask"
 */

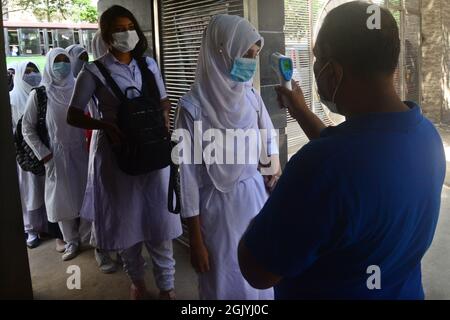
xmin=23 ymin=72 xmax=42 ymax=87
xmin=53 ymin=62 xmax=71 ymax=80
xmin=230 ymin=58 xmax=257 ymax=82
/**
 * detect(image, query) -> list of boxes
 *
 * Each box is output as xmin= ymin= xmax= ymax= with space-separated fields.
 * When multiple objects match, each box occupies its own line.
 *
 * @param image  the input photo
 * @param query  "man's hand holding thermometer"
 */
xmin=270 ymin=52 xmax=294 ymax=90
xmin=271 ymin=52 xmax=326 ymax=140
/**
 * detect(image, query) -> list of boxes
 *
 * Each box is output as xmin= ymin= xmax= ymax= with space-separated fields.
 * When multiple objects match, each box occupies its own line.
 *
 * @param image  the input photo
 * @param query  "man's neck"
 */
xmin=341 ymin=77 xmax=410 ymax=117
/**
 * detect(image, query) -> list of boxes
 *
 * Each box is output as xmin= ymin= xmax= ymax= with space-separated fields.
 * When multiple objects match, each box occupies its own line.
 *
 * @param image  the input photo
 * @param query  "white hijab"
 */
xmin=185 ymin=14 xmax=263 ymax=130
xmin=10 ymin=60 xmax=37 ymax=126
xmin=182 ymin=15 xmax=264 ymax=192
xmin=66 ymin=44 xmax=87 ymax=77
xmin=92 ymin=30 xmax=108 ymax=60
xmin=41 ymin=48 xmax=75 ymax=109
xmin=7 ymin=61 xmax=18 ymax=72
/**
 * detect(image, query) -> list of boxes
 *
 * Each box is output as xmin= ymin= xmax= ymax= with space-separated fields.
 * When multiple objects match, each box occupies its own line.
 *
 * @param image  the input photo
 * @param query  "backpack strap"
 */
xmin=93 ymin=60 xmax=128 ymax=102
xmin=33 ymin=86 xmax=50 ymax=148
xmin=136 ymin=57 xmax=181 ymax=213
xmin=168 ymin=158 xmax=181 ymax=214
xmin=136 ymin=57 xmax=161 ymax=102
xmin=34 ymin=86 xmax=47 ymax=116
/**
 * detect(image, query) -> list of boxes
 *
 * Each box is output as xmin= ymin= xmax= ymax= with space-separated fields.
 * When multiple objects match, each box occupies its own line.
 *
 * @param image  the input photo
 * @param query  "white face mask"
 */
xmin=111 ymin=30 xmax=140 ymax=53
xmin=53 ymin=62 xmax=72 ymax=81
xmin=316 ymin=61 xmax=343 ymax=115
xmin=23 ymin=72 xmax=42 ymax=87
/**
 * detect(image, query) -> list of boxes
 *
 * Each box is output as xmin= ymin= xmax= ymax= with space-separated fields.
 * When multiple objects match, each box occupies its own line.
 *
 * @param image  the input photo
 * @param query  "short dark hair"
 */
xmin=99 ymin=5 xmax=148 ymax=58
xmin=316 ymin=1 xmax=400 ymax=77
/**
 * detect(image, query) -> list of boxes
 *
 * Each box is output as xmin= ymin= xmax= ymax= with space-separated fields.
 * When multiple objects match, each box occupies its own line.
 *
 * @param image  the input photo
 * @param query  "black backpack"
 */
xmin=14 ymin=86 xmax=50 ymax=176
xmin=94 ymin=58 xmax=172 ymax=175
xmin=94 ymin=58 xmax=181 ymax=214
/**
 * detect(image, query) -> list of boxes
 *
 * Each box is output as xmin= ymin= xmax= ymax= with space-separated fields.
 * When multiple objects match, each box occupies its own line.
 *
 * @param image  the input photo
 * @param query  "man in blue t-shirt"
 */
xmin=238 ymin=1 xmax=446 ymax=300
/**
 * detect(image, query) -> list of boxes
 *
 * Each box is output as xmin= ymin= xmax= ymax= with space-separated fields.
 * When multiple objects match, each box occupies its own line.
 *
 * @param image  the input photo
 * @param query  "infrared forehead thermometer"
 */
xmin=270 ymin=52 xmax=293 ymax=90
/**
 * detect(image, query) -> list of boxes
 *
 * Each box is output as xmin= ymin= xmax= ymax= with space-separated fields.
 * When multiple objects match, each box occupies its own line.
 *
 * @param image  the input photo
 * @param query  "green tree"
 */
xmin=2 ymin=0 xmax=35 ymax=15
xmin=3 ymin=0 xmax=97 ymax=23
xmin=32 ymin=0 xmax=64 ymax=22
xmin=72 ymin=0 xmax=98 ymax=23
xmin=284 ymin=0 xmax=328 ymax=43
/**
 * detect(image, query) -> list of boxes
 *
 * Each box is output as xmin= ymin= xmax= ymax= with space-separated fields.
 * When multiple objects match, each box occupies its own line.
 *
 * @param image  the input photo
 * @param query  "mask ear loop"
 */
xmin=317 ymin=61 xmax=331 ymax=80
xmin=316 ymin=61 xmax=331 ymax=99
xmin=332 ymin=70 xmax=343 ymax=104
xmin=317 ymin=61 xmax=343 ymax=105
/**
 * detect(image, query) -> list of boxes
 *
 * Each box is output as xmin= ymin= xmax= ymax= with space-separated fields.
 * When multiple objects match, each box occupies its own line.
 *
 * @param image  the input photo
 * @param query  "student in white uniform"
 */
xmin=66 ymin=42 xmax=117 ymax=273
xmin=176 ymin=14 xmax=281 ymax=300
xmin=7 ymin=62 xmax=18 ymax=91
xmin=66 ymin=5 xmax=182 ymax=300
xmin=10 ymin=61 xmax=47 ymax=248
xmin=92 ymin=30 xmax=108 ymax=60
xmin=66 ymin=44 xmax=89 ymax=78
xmin=66 ymin=43 xmax=118 ymax=273
xmin=22 ymin=48 xmax=89 ymax=261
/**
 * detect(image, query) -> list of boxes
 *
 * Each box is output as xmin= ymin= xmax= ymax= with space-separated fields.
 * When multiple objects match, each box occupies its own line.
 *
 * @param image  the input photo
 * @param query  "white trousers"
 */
xmin=58 ymin=218 xmax=91 ymax=245
xmin=119 ymin=240 xmax=176 ymax=291
xmin=23 ymin=205 xmax=47 ymax=234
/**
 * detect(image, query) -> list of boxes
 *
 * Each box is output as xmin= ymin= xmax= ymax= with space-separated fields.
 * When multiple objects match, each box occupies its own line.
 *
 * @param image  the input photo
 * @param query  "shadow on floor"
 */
xmin=28 ymin=240 xmax=198 ymax=300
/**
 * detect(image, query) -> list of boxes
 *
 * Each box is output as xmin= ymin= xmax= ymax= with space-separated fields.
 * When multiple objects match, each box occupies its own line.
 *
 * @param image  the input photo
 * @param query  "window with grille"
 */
xmin=284 ymin=0 xmax=422 ymax=156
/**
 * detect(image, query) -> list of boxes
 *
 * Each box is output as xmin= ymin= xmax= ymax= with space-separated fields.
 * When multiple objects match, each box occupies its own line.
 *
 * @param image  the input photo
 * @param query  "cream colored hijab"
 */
xmin=181 ymin=15 xmax=264 ymax=192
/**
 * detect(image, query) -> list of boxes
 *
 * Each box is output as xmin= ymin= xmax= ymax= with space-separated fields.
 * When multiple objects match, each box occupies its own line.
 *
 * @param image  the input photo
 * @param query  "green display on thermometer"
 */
xmin=279 ymin=58 xmax=293 ymax=81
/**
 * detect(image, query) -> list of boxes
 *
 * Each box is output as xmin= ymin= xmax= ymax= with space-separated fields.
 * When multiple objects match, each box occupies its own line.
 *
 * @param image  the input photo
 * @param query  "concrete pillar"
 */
xmin=421 ymin=0 xmax=450 ymax=124
xmin=4 ymin=28 xmax=9 ymax=57
xmin=0 ymin=5 xmax=33 ymax=300
xmin=442 ymin=1 xmax=450 ymax=124
xmin=248 ymin=0 xmax=288 ymax=167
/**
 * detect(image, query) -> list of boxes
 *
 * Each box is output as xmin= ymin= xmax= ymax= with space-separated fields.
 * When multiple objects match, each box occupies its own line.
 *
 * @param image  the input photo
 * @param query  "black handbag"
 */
xmin=14 ymin=86 xmax=50 ymax=176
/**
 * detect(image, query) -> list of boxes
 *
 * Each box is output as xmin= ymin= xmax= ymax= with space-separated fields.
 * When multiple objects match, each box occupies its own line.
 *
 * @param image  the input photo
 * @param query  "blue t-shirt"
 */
xmin=244 ymin=102 xmax=446 ymax=300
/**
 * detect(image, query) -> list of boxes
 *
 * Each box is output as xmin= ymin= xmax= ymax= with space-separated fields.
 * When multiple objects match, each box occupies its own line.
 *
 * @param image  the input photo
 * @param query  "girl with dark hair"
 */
xmin=67 ymin=5 xmax=182 ymax=300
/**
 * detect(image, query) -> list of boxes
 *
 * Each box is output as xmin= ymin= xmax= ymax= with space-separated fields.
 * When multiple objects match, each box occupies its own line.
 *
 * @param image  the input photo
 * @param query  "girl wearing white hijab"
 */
xmin=176 ymin=14 xmax=280 ymax=300
xmin=92 ymin=30 xmax=108 ymax=60
xmin=10 ymin=61 xmax=47 ymax=248
xmin=7 ymin=62 xmax=18 ymax=91
xmin=22 ymin=48 xmax=89 ymax=261
xmin=67 ymin=43 xmax=118 ymax=274
xmin=66 ymin=44 xmax=89 ymax=77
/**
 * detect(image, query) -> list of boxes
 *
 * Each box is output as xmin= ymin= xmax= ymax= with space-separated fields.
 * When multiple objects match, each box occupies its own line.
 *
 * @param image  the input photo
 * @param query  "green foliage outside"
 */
xmin=4 ymin=0 xmax=98 ymax=23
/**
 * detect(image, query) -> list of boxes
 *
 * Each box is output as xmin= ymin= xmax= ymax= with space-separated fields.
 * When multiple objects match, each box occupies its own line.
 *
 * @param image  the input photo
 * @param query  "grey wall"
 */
xmin=421 ymin=0 xmax=450 ymax=124
xmin=0 ymin=4 xmax=33 ymax=300
xmin=256 ymin=0 xmax=288 ymax=167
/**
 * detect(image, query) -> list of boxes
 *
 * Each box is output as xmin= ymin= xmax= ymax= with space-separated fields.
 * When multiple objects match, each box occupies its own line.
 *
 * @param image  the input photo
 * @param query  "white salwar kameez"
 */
xmin=22 ymin=48 xmax=89 ymax=244
xmin=10 ymin=61 xmax=47 ymax=234
xmin=176 ymin=14 xmax=277 ymax=300
xmin=177 ymin=88 xmax=278 ymax=300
